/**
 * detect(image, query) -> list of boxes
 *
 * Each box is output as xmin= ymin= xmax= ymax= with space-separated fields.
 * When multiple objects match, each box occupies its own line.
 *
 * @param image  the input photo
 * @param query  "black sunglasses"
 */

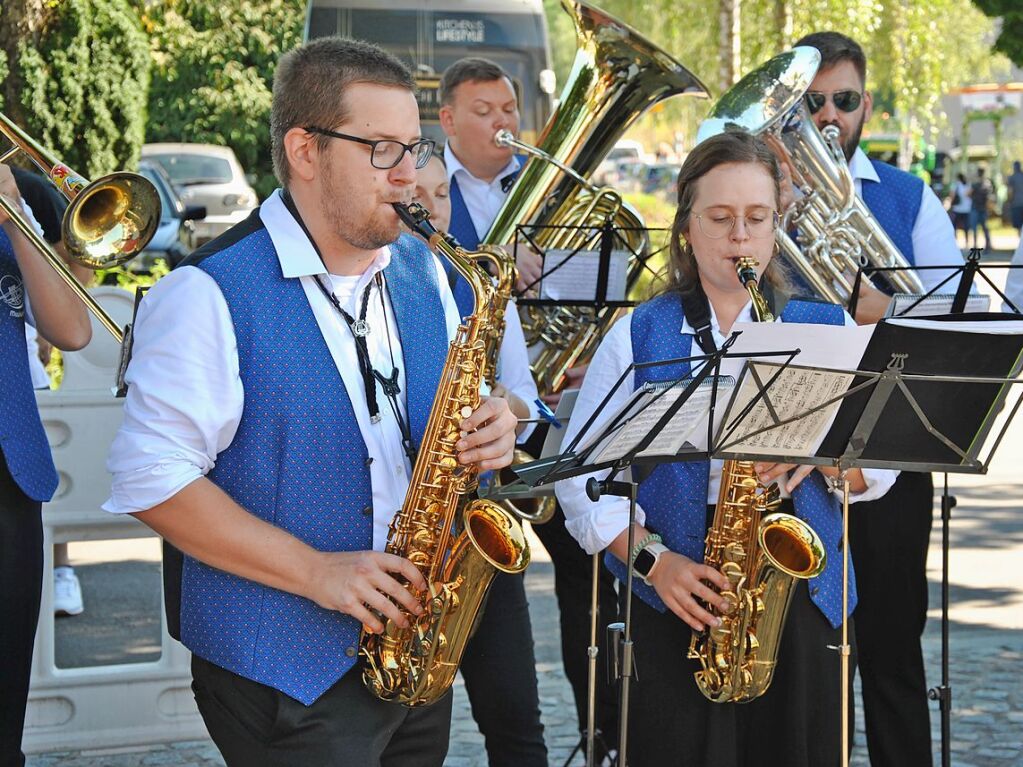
xmin=306 ymin=126 xmax=435 ymax=170
xmin=804 ymin=90 xmax=863 ymax=115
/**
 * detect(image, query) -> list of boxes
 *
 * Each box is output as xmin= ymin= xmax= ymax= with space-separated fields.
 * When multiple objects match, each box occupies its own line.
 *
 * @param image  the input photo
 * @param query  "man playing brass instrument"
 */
xmin=782 ymin=31 xmax=963 ymax=767
xmin=103 ymin=38 xmax=519 ymax=766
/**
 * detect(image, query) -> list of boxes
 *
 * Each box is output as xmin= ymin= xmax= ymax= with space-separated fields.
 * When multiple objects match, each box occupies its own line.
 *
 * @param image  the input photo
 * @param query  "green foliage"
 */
xmin=972 ymin=0 xmax=1023 ymax=67
xmin=16 ymin=0 xmax=150 ymax=177
xmin=541 ymin=0 xmax=1008 ymax=153
xmin=140 ymin=0 xmax=305 ymax=199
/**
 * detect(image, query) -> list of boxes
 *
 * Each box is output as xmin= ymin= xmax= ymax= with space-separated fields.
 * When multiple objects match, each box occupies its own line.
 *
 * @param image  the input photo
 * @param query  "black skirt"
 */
xmin=619 ymin=515 xmax=857 ymax=766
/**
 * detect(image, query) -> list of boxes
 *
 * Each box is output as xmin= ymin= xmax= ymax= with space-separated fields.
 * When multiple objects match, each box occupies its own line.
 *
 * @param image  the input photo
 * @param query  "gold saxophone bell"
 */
xmin=0 ymin=112 xmax=162 ymax=342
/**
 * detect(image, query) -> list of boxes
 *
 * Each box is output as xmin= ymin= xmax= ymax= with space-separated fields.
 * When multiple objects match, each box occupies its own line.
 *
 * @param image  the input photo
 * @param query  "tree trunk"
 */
xmin=774 ymin=0 xmax=793 ymax=50
xmin=0 ymin=0 xmax=49 ymax=126
xmin=718 ymin=0 xmax=741 ymax=93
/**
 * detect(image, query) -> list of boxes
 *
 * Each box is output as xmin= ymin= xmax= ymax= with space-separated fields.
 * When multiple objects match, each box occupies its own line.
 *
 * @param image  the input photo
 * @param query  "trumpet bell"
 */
xmin=64 ymin=171 xmax=162 ymax=269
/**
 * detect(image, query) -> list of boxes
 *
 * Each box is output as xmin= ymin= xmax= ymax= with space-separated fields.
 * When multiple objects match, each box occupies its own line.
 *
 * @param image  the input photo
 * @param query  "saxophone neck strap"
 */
xmin=679 ymin=285 xmax=717 ymax=354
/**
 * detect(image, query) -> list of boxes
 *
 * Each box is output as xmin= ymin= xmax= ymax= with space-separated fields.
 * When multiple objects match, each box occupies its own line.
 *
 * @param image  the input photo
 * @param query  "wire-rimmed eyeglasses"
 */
xmin=694 ymin=210 xmax=780 ymax=239
xmin=306 ymin=126 xmax=436 ymax=170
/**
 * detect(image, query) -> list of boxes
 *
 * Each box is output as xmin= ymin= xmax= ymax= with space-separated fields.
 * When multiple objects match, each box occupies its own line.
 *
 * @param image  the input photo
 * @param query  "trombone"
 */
xmin=0 ymin=112 xmax=161 ymax=343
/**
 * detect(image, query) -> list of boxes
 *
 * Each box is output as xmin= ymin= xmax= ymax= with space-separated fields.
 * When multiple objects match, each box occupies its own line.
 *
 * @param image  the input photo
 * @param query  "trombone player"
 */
xmin=0 ymin=163 xmax=91 ymax=766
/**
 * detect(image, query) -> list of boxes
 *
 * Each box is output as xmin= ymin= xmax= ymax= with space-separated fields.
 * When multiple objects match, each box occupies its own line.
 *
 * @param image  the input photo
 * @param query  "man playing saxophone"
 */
xmin=556 ymin=132 xmax=896 ymax=766
xmin=102 ymin=38 xmax=518 ymax=766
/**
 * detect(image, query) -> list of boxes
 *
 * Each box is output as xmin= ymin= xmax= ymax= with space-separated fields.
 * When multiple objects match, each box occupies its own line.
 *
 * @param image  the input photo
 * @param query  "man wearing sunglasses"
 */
xmin=102 ymin=38 xmax=521 ymax=766
xmin=792 ymin=31 xmax=964 ymax=767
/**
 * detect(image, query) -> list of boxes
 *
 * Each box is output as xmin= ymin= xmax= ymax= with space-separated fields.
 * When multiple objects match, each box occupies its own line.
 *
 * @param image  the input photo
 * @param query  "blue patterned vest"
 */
xmin=446 ymin=160 xmax=523 ymax=319
xmin=0 ymin=230 xmax=58 ymax=502
xmin=187 ymin=229 xmax=448 ymax=705
xmin=608 ymin=292 xmax=856 ymax=629
xmin=861 ymin=159 xmax=922 ymax=270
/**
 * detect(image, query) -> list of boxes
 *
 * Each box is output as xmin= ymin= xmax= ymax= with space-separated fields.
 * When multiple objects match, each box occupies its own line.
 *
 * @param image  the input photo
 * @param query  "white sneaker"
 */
xmin=54 ymin=566 xmax=84 ymax=617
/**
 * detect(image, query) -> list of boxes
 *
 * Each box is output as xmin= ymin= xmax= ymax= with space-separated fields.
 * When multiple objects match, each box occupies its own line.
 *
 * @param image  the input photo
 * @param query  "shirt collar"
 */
xmin=260 ymin=189 xmax=391 ymax=279
xmin=678 ymin=298 xmax=754 ymax=337
xmin=848 ymin=147 xmax=879 ymax=185
xmin=443 ymin=144 xmax=520 ymax=187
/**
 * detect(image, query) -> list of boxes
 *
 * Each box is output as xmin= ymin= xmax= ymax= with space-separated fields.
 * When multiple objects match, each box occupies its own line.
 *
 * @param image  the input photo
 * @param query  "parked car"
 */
xmin=135 ymin=159 xmax=206 ymax=268
xmin=593 ymin=140 xmax=647 ymax=186
xmin=140 ymin=143 xmax=258 ymax=244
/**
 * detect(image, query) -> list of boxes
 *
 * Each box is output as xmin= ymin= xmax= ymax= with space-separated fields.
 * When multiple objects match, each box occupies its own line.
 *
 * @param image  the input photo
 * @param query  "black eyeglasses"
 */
xmin=804 ymin=90 xmax=863 ymax=115
xmin=306 ymin=126 xmax=436 ymax=170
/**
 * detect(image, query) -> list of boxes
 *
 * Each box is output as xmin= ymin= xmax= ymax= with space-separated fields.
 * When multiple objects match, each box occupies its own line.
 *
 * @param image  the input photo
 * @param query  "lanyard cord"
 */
xmin=281 ymin=190 xmax=417 ymax=461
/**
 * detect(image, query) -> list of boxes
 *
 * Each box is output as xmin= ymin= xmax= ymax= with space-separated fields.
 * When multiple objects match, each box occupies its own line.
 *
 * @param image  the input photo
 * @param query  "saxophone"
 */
xmin=360 ymin=203 xmax=530 ymax=707
xmin=685 ymin=258 xmax=827 ymax=703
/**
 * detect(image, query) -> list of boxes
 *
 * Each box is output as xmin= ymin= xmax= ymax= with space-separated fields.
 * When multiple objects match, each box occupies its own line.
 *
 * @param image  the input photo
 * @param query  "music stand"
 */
xmin=713 ymin=316 xmax=1023 ymax=767
xmin=508 ymin=337 xmax=802 ymax=767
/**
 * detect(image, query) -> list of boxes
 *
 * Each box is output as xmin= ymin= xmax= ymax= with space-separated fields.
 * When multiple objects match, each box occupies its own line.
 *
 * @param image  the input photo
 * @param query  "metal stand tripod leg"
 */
xmin=928 ymin=473 xmax=955 ymax=767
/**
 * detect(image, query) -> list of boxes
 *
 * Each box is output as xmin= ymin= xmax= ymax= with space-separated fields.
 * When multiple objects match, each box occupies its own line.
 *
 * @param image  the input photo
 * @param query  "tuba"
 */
xmin=696 ymin=48 xmax=925 ymax=305
xmin=685 ymin=258 xmax=826 ymax=702
xmin=485 ymin=0 xmax=709 ymax=398
xmin=0 ymin=112 xmax=161 ymax=342
xmin=360 ymin=203 xmax=530 ymax=707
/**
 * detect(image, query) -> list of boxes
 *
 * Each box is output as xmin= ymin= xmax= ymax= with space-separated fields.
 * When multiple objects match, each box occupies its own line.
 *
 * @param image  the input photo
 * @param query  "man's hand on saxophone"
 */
xmin=754 ymin=462 xmax=867 ymax=494
xmin=455 ymin=394 xmax=519 ymax=470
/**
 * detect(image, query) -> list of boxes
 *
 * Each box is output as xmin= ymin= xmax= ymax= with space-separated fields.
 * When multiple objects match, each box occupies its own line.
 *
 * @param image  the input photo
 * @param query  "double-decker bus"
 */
xmin=304 ymin=0 xmax=555 ymax=145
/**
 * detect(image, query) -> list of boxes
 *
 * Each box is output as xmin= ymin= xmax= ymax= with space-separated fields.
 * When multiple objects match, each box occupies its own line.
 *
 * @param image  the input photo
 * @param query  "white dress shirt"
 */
xmin=104 ymin=189 xmax=466 ymax=552
xmin=849 ymin=148 xmax=964 ymax=291
xmin=555 ymin=300 xmax=898 ymax=556
xmin=444 ymin=147 xmax=521 ymax=243
xmin=443 ymin=145 xmax=539 ymax=437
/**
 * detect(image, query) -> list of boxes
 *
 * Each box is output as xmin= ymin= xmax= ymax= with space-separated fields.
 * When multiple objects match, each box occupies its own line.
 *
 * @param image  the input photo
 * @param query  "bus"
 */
xmin=304 ymin=0 xmax=556 ymax=145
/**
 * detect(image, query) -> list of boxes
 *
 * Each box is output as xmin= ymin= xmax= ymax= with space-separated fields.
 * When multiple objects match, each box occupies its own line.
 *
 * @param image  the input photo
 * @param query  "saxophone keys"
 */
xmin=721 ymin=561 xmax=744 ymax=585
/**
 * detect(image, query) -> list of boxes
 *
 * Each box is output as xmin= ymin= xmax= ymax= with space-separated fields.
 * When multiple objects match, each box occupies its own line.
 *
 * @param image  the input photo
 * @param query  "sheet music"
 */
xmin=727 ymin=320 xmax=874 ymax=371
xmin=540 ymin=248 xmax=630 ymax=302
xmin=583 ymin=377 xmax=734 ymax=464
xmin=887 ymin=293 xmax=991 ymax=317
xmin=886 ymin=316 xmax=1023 ymax=334
xmin=720 ymin=363 xmax=854 ymax=457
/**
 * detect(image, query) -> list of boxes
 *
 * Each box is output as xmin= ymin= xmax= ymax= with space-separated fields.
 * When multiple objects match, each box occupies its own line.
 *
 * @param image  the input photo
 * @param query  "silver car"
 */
xmin=141 ymin=143 xmax=258 ymax=244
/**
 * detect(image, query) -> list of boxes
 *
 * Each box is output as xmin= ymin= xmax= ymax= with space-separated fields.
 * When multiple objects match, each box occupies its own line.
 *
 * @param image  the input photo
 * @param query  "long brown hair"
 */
xmin=660 ymin=131 xmax=789 ymax=297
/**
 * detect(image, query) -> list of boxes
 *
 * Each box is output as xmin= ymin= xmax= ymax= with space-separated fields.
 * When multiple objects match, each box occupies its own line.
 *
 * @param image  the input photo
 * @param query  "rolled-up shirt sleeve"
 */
xmin=103 ymin=266 xmax=244 ymax=514
xmin=555 ymin=314 xmax=646 ymax=555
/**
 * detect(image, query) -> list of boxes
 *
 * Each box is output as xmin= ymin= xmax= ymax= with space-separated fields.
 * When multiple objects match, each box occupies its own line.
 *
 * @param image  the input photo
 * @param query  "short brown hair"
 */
xmin=663 ymin=131 xmax=786 ymax=296
xmin=270 ymin=37 xmax=414 ymax=186
xmin=439 ymin=57 xmax=510 ymax=106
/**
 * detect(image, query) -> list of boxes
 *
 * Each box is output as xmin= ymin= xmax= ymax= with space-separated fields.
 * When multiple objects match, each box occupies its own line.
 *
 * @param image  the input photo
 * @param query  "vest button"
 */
xmin=345 ymin=646 xmax=356 ymax=658
xmin=362 ymin=505 xmax=372 ymax=516
xmin=364 ymin=457 xmax=374 ymax=467
xmin=810 ymin=586 xmax=820 ymax=597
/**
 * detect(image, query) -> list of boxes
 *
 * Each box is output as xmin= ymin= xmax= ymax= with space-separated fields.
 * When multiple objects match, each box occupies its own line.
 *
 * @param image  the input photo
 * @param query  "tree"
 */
xmin=971 ymin=0 xmax=1023 ymax=67
xmin=139 ymin=0 xmax=304 ymax=198
xmin=0 ymin=0 xmax=150 ymax=177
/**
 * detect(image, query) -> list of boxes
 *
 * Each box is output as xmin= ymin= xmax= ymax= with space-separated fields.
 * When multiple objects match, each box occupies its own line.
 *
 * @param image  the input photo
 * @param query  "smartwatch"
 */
xmin=632 ymin=542 xmax=668 ymax=584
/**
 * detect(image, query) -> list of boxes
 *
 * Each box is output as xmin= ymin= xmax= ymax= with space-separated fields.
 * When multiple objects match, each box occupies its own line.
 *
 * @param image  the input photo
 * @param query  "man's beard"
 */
xmin=818 ymin=114 xmax=865 ymax=162
xmin=319 ymin=155 xmax=399 ymax=251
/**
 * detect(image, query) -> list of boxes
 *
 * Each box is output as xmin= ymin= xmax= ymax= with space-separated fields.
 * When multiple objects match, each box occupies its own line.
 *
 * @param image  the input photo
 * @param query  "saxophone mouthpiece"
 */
xmin=392 ymin=201 xmax=433 ymax=236
xmin=735 ymin=256 xmax=759 ymax=287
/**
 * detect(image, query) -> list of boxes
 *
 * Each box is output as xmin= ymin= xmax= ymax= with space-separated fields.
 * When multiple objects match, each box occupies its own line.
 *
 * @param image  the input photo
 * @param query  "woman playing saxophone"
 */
xmin=555 ymin=131 xmax=897 ymax=766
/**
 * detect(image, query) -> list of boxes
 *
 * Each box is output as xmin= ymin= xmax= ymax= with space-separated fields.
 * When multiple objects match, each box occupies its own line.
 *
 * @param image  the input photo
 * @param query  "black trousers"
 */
xmin=460 ymin=571 xmax=547 ymax=766
xmin=849 ymin=471 xmax=934 ymax=767
xmin=0 ymin=461 xmax=43 ymax=767
xmin=191 ymin=654 xmax=452 ymax=767
xmin=621 ymin=580 xmax=856 ymax=767
xmin=531 ymin=504 xmax=620 ymax=753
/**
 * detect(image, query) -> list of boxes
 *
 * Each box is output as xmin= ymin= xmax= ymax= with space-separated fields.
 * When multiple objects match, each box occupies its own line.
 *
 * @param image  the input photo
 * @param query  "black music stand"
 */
xmin=712 ymin=316 xmax=1023 ymax=767
xmin=849 ymin=247 xmax=1023 ymax=318
xmin=507 ymin=337 xmax=802 ymax=767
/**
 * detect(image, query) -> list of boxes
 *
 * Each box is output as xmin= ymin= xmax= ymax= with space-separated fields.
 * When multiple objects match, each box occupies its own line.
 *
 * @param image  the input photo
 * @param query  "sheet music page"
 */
xmin=888 ymin=293 xmax=991 ymax=317
xmin=886 ymin=316 xmax=1023 ymax=334
xmin=720 ymin=363 xmax=854 ymax=457
xmin=540 ymin=248 xmax=630 ymax=302
xmin=727 ymin=321 xmax=874 ymax=370
xmin=590 ymin=378 xmax=734 ymax=464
